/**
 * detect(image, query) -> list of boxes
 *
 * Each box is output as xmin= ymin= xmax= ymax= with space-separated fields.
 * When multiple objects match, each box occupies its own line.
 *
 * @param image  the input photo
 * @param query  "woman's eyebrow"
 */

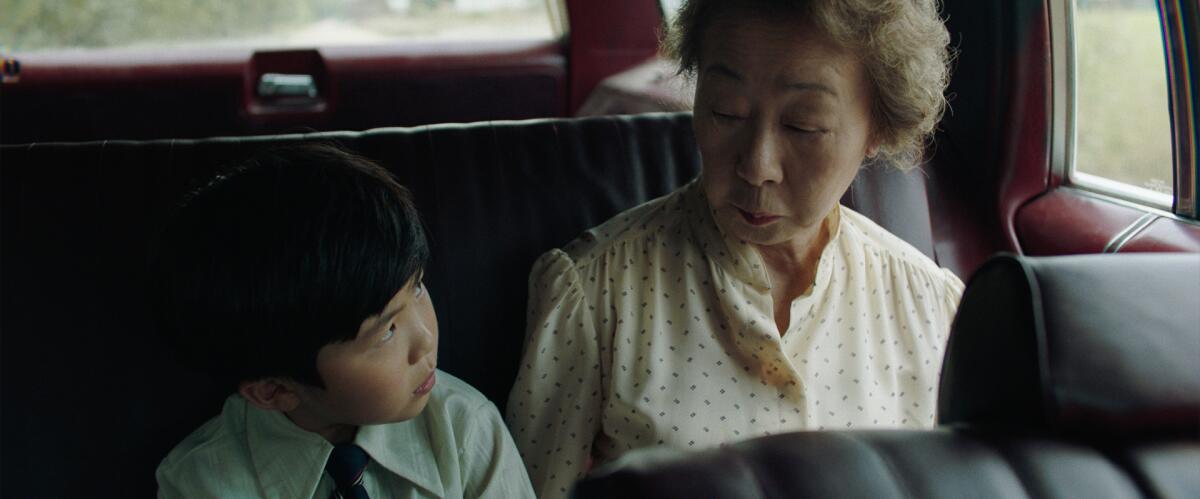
xmin=705 ymin=63 xmax=836 ymax=97
xmin=782 ymin=80 xmax=838 ymax=97
xmin=704 ymin=63 xmax=743 ymax=82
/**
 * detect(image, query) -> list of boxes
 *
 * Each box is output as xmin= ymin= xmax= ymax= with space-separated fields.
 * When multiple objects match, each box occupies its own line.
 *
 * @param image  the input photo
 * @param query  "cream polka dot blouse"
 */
xmin=506 ymin=179 xmax=964 ymax=499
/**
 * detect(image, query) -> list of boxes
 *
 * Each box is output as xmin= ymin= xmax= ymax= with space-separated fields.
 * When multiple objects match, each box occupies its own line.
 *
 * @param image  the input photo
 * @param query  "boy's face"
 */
xmin=289 ymin=275 xmax=439 ymax=436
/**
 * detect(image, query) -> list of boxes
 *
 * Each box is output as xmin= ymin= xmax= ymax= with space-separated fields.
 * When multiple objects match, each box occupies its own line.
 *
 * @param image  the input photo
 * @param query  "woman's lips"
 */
xmin=414 ymin=371 xmax=436 ymax=395
xmin=737 ymin=208 xmax=782 ymax=226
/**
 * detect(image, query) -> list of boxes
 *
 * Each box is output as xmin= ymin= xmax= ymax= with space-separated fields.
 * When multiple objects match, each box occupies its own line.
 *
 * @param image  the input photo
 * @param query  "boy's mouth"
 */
xmin=414 ymin=371 xmax=436 ymax=395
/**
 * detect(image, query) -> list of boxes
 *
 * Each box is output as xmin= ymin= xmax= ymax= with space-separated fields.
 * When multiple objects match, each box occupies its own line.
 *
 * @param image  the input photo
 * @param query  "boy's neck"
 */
xmin=284 ymin=409 xmax=359 ymax=444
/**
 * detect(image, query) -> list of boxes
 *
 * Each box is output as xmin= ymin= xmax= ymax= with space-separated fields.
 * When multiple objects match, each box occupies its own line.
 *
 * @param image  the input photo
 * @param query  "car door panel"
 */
xmin=0 ymin=39 xmax=566 ymax=144
xmin=1122 ymin=216 xmax=1200 ymax=252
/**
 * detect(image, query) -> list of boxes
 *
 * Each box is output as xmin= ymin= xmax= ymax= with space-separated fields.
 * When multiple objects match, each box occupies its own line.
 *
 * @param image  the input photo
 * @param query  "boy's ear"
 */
xmin=238 ymin=378 xmax=301 ymax=412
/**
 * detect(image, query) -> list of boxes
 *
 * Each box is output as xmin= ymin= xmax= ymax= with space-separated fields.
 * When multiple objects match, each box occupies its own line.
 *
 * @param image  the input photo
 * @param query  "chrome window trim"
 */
xmin=1049 ymin=0 xmax=1074 ymax=186
xmin=1062 ymin=185 xmax=1200 ymax=227
xmin=1074 ymin=173 xmax=1175 ymax=211
xmin=1103 ymin=212 xmax=1158 ymax=253
xmin=546 ymin=0 xmax=570 ymax=38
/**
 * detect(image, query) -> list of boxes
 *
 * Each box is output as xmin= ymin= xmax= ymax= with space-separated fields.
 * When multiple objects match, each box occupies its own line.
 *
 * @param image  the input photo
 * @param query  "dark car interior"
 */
xmin=1 ymin=0 xmax=1197 ymax=497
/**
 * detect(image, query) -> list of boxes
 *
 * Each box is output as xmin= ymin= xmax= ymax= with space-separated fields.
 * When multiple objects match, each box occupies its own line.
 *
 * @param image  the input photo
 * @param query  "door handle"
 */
xmin=257 ymin=73 xmax=317 ymax=98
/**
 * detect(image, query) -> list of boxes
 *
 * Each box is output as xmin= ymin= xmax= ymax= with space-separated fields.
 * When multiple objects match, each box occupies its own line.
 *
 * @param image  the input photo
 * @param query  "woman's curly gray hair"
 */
xmin=664 ymin=0 xmax=952 ymax=169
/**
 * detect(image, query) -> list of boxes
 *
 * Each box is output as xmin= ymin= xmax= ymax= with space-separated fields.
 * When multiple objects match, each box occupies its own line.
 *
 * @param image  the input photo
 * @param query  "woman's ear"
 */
xmin=864 ymin=123 xmax=883 ymax=159
xmin=865 ymin=135 xmax=882 ymax=160
xmin=238 ymin=378 xmax=301 ymax=412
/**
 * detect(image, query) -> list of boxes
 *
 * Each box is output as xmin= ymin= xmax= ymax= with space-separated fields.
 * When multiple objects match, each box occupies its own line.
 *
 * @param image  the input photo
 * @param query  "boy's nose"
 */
xmin=409 ymin=320 xmax=437 ymax=365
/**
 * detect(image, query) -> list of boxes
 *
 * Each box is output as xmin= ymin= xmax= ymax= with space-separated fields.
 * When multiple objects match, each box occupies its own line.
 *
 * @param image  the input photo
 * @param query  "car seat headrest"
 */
xmin=938 ymin=253 xmax=1200 ymax=437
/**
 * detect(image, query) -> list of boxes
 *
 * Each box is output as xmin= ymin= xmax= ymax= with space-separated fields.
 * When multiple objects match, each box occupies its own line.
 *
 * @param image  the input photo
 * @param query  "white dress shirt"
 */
xmin=158 ymin=370 xmax=535 ymax=499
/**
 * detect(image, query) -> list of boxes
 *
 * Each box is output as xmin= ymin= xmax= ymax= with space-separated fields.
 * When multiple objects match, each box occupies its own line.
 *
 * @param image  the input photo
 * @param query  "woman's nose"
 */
xmin=735 ymin=127 xmax=784 ymax=186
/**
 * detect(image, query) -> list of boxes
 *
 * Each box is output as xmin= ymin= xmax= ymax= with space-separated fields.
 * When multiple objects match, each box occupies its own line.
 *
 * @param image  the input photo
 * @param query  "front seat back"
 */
xmin=573 ymin=253 xmax=1200 ymax=499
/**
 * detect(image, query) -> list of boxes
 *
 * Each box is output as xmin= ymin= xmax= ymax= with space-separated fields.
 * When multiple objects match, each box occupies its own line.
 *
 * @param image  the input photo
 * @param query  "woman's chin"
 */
xmin=717 ymin=213 xmax=794 ymax=246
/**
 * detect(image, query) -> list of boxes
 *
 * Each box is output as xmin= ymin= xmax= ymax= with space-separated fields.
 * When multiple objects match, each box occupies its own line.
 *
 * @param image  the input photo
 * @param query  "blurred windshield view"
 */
xmin=0 ymin=0 xmax=557 ymax=53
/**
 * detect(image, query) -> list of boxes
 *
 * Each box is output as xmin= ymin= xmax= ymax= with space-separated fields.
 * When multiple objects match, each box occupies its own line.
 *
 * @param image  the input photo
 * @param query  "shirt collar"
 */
xmin=240 ymin=395 xmax=446 ymax=498
xmin=682 ymin=177 xmax=770 ymax=289
xmin=242 ymin=396 xmax=330 ymax=499
xmin=356 ymin=415 xmax=446 ymax=498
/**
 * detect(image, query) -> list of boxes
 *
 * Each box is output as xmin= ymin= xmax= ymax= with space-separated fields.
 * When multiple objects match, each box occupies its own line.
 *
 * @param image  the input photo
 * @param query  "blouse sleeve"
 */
xmin=505 ymin=249 xmax=605 ymax=499
xmin=936 ymin=267 xmax=966 ymax=343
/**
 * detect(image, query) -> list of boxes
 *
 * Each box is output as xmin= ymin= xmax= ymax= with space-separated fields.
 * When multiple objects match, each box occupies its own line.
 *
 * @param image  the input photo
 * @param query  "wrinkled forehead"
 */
xmin=697 ymin=7 xmax=863 ymax=93
xmin=699 ymin=3 xmax=854 ymax=60
xmin=697 ymin=3 xmax=823 ymax=51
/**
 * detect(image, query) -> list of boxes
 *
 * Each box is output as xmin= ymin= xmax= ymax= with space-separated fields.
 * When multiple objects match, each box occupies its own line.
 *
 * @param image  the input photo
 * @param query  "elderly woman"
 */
xmin=507 ymin=0 xmax=962 ymax=497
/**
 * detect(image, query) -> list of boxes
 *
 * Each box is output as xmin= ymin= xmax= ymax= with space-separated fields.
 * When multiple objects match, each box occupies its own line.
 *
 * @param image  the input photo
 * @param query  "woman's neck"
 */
xmin=757 ymin=209 xmax=837 ymax=288
xmin=755 ymin=207 xmax=838 ymax=333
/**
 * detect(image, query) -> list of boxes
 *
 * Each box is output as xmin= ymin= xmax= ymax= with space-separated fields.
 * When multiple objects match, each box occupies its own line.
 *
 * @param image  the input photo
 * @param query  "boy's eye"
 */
xmin=414 ymin=280 xmax=425 ymax=298
xmin=380 ymin=323 xmax=396 ymax=343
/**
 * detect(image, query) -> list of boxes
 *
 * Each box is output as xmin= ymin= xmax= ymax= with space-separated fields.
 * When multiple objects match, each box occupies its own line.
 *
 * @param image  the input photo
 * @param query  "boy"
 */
xmin=153 ymin=144 xmax=534 ymax=499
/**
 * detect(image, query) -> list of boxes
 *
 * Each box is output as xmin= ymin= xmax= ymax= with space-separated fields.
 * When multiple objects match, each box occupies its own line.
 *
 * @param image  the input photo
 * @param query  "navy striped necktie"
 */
xmin=326 ymin=444 xmax=370 ymax=499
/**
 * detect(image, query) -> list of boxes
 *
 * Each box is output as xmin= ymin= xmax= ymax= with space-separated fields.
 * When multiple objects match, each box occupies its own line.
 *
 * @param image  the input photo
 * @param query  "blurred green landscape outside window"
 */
xmin=0 ymin=0 xmax=558 ymax=54
xmin=1073 ymin=0 xmax=1175 ymax=201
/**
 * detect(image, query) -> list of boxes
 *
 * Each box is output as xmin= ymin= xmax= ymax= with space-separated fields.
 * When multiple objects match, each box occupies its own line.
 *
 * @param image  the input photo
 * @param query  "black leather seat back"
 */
xmin=0 ymin=112 xmax=940 ymax=497
xmin=1 ymin=114 xmax=702 ymax=498
xmin=940 ymin=253 xmax=1200 ymax=435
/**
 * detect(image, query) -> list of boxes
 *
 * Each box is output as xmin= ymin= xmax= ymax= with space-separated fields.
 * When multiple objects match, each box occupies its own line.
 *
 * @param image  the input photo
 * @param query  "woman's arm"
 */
xmin=506 ymin=249 xmax=606 ymax=499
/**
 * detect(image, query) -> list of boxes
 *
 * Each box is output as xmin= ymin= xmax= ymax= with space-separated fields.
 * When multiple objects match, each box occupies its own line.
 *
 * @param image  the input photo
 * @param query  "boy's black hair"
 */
xmin=151 ymin=143 xmax=429 ymax=389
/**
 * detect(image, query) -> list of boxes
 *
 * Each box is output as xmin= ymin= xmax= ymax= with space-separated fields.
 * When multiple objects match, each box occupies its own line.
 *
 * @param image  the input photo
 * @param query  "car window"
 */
xmin=1071 ymin=0 xmax=1174 ymax=206
xmin=0 ymin=0 xmax=561 ymax=54
xmin=659 ymin=0 xmax=684 ymax=23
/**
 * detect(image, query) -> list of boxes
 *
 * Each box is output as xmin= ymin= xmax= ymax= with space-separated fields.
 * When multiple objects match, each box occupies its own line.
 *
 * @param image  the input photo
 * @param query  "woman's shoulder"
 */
xmin=557 ymin=183 xmax=694 ymax=265
xmin=526 ymin=183 xmax=696 ymax=305
xmin=837 ymin=205 xmax=961 ymax=287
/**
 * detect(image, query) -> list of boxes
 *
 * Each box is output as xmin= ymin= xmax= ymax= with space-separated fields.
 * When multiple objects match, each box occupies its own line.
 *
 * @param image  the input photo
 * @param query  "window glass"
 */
xmin=1073 ymin=0 xmax=1174 ymax=197
xmin=0 ymin=0 xmax=557 ymax=54
xmin=659 ymin=0 xmax=684 ymax=24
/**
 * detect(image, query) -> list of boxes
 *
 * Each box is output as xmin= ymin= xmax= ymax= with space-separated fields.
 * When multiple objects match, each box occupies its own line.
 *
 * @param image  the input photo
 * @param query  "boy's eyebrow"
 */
xmin=384 ymin=302 xmax=408 ymax=323
xmin=376 ymin=298 xmax=408 ymax=328
xmin=368 ymin=272 xmax=423 ymax=335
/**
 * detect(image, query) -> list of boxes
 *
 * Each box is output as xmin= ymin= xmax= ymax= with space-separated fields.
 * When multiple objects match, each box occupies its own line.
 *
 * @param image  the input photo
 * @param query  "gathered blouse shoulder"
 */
xmin=507 ymin=180 xmax=964 ymax=499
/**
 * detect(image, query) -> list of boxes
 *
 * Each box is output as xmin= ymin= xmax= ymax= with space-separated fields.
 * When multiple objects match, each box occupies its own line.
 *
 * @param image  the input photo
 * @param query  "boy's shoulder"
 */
xmin=420 ymin=369 xmax=499 ymax=425
xmin=156 ymin=396 xmax=259 ymax=495
xmin=356 ymin=369 xmax=501 ymax=459
xmin=158 ymin=373 xmax=520 ymax=497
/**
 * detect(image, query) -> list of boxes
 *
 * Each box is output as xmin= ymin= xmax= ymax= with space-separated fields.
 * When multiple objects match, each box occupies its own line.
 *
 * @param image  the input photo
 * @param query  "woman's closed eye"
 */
xmin=784 ymin=123 xmax=825 ymax=134
xmin=712 ymin=110 xmax=745 ymax=121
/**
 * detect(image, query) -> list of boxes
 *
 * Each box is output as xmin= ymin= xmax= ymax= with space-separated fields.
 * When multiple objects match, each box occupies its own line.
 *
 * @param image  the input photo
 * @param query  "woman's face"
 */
xmin=694 ymin=10 xmax=879 ymax=248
